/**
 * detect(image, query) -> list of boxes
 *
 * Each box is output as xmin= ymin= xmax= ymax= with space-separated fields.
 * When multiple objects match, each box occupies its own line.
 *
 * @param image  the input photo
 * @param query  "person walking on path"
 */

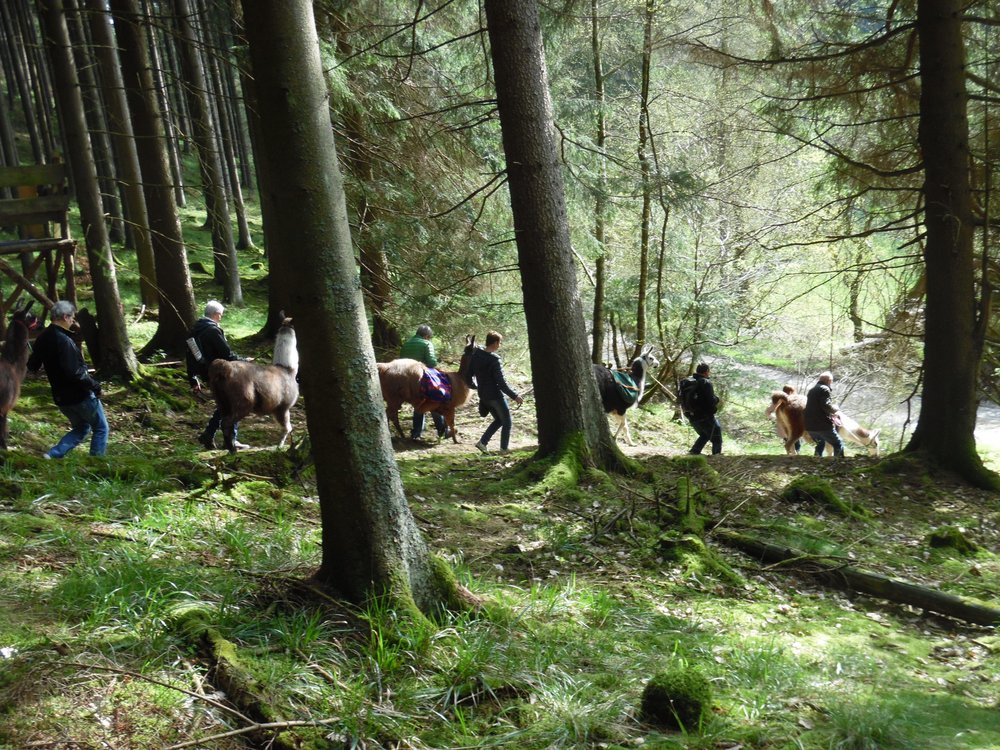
xmin=27 ymin=300 xmax=108 ymax=458
xmin=804 ymin=371 xmax=845 ymax=457
xmin=399 ymin=324 xmax=447 ymax=440
xmin=470 ymin=331 xmax=522 ymax=454
xmin=186 ymin=300 xmax=247 ymax=450
xmin=686 ymin=362 xmax=722 ymax=455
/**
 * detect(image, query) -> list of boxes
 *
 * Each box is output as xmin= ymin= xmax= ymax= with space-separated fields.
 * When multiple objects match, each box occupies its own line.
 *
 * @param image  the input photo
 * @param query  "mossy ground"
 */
xmin=1 ymin=207 xmax=998 ymax=748
xmin=1 ymin=363 xmax=997 ymax=749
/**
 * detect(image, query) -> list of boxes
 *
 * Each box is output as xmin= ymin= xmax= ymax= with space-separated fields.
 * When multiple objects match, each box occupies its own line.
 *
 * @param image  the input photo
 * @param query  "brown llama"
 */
xmin=0 ymin=303 xmax=39 ymax=450
xmin=766 ymin=384 xmax=880 ymax=456
xmin=208 ymin=317 xmax=298 ymax=453
xmin=378 ymin=335 xmax=477 ymax=444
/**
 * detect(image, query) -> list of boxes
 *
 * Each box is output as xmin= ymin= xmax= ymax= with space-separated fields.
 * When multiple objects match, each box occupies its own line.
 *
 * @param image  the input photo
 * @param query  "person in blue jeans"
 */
xmin=469 ymin=330 xmax=522 ymax=454
xmin=804 ymin=371 xmax=845 ymax=457
xmin=687 ymin=362 xmax=722 ymax=455
xmin=398 ymin=324 xmax=447 ymax=440
xmin=27 ymin=300 xmax=108 ymax=458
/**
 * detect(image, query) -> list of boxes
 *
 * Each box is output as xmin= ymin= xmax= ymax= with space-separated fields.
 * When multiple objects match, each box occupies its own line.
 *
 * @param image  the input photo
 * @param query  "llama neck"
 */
xmin=632 ymin=358 xmax=646 ymax=402
xmin=272 ymin=331 xmax=299 ymax=375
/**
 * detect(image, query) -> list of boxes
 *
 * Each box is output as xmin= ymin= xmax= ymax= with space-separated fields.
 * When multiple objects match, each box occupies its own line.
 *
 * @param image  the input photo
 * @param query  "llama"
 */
xmin=0 ymin=303 xmax=38 ymax=450
xmin=766 ymin=385 xmax=880 ymax=456
xmin=378 ymin=336 xmax=476 ymax=444
xmin=208 ymin=316 xmax=298 ymax=453
xmin=593 ymin=347 xmax=658 ymax=445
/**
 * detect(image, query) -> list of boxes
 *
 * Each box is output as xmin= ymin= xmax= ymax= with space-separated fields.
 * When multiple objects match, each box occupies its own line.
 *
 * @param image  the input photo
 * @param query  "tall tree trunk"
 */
xmin=632 ymin=0 xmax=654 ymax=360
xmin=589 ymin=0 xmax=607 ymax=364
xmin=484 ymin=0 xmax=621 ymax=467
xmin=18 ymin=0 xmax=57 ymax=158
xmin=39 ymin=0 xmax=138 ymax=379
xmin=141 ymin=0 xmax=185 ymax=208
xmin=84 ymin=0 xmax=158 ymax=308
xmin=173 ymin=0 xmax=242 ymax=305
xmin=110 ymin=0 xmax=197 ymax=356
xmin=202 ymin=19 xmax=253 ymax=250
xmin=242 ymin=0 xmax=464 ymax=614
xmin=0 ymin=1 xmax=43 ymax=162
xmin=65 ymin=0 xmax=124 ymax=244
xmin=905 ymin=0 xmax=997 ymax=488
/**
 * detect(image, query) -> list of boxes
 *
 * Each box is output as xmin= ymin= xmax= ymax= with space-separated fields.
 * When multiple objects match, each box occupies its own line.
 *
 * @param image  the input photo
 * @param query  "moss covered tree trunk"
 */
xmin=243 ymin=0 xmax=463 ymax=615
xmin=905 ymin=0 xmax=997 ymax=489
xmin=484 ymin=0 xmax=620 ymax=468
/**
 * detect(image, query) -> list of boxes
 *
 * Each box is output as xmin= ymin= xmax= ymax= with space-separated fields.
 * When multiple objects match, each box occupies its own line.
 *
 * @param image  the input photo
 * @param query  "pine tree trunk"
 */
xmin=110 ymin=0 xmax=197 ymax=355
xmin=906 ymin=0 xmax=997 ymax=488
xmin=589 ymin=0 xmax=607 ymax=365
xmin=242 ymin=0 xmax=463 ymax=614
xmin=632 ymin=0 xmax=654 ymax=360
xmin=84 ymin=0 xmax=158 ymax=308
xmin=174 ymin=0 xmax=242 ymax=305
xmin=38 ymin=0 xmax=138 ymax=379
xmin=484 ymin=0 xmax=620 ymax=466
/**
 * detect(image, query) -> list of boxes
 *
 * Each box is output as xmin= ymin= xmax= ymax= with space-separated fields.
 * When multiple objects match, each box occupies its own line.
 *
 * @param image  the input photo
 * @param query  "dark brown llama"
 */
xmin=208 ymin=317 xmax=299 ymax=453
xmin=378 ymin=335 xmax=477 ymax=444
xmin=0 ymin=303 xmax=39 ymax=449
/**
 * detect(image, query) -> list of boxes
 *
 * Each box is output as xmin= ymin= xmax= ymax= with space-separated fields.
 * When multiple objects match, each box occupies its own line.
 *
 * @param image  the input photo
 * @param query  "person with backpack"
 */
xmin=804 ymin=371 xmax=845 ymax=457
xmin=470 ymin=330 xmax=522 ymax=454
xmin=399 ymin=324 xmax=447 ymax=440
xmin=681 ymin=362 xmax=722 ymax=455
xmin=186 ymin=300 xmax=246 ymax=450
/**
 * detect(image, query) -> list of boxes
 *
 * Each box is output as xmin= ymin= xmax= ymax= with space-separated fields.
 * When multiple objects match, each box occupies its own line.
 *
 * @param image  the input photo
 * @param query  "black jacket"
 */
xmin=691 ymin=374 xmax=719 ymax=418
xmin=470 ymin=348 xmax=518 ymax=402
xmin=186 ymin=317 xmax=239 ymax=386
xmin=27 ymin=324 xmax=100 ymax=406
xmin=804 ymin=382 xmax=838 ymax=431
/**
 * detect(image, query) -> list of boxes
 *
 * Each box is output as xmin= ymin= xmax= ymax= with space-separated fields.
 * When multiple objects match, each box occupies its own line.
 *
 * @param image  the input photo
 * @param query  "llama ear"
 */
xmin=871 ymin=430 xmax=880 ymax=440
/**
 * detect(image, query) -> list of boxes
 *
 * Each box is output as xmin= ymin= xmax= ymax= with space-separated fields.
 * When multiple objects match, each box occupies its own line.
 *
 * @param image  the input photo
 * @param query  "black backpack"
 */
xmin=678 ymin=376 xmax=700 ymax=417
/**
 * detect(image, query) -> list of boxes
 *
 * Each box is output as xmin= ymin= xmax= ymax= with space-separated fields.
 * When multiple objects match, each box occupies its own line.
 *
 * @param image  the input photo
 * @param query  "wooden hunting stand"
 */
xmin=0 ymin=163 xmax=77 ymax=335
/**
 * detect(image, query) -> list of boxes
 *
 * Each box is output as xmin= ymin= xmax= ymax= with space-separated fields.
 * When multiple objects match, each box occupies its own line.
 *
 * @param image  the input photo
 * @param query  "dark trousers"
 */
xmin=480 ymin=397 xmax=513 ymax=450
xmin=689 ymin=415 xmax=722 ymax=455
xmin=808 ymin=427 xmax=845 ymax=457
xmin=203 ymin=409 xmax=239 ymax=440
xmin=411 ymin=410 xmax=446 ymax=439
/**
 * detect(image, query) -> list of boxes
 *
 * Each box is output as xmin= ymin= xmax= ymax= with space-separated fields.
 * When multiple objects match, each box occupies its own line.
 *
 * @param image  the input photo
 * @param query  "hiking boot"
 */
xmin=198 ymin=431 xmax=217 ymax=450
xmin=499 ymin=448 xmax=511 ymax=455
xmin=233 ymin=440 xmax=251 ymax=450
xmin=475 ymin=442 xmax=488 ymax=454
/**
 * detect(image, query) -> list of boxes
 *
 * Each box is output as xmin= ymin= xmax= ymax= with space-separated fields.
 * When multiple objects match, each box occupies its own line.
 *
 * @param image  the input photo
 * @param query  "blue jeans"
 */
xmin=411 ymin=410 xmax=446 ymax=439
xmin=480 ymin=397 xmax=513 ymax=450
xmin=49 ymin=394 xmax=108 ymax=457
xmin=689 ymin=415 xmax=722 ymax=455
xmin=808 ymin=428 xmax=844 ymax=457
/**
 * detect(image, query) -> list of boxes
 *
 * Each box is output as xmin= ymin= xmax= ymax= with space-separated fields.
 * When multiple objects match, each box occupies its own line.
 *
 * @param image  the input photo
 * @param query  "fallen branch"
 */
xmin=716 ymin=530 xmax=1000 ymax=626
xmin=165 ymin=717 xmax=340 ymax=750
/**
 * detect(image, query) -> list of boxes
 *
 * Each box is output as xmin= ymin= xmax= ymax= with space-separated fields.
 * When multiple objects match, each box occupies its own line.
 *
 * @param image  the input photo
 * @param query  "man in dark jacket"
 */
xmin=470 ymin=330 xmax=522 ymax=454
xmin=804 ymin=371 xmax=844 ymax=457
xmin=186 ymin=300 xmax=246 ymax=450
xmin=27 ymin=300 xmax=108 ymax=458
xmin=687 ymin=362 xmax=722 ymax=455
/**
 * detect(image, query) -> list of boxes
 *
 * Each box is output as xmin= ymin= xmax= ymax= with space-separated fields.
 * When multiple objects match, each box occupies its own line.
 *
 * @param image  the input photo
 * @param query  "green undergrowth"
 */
xmin=1 ymin=386 xmax=998 ymax=749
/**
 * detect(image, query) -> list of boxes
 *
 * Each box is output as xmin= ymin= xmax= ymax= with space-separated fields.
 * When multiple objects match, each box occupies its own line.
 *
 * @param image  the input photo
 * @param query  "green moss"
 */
xmin=926 ymin=526 xmax=978 ymax=556
xmin=640 ymin=666 xmax=713 ymax=731
xmin=781 ymin=476 xmax=870 ymax=520
xmin=658 ymin=533 xmax=744 ymax=587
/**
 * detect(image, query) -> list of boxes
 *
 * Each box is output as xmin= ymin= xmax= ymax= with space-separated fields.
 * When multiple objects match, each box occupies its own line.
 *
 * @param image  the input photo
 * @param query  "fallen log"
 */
xmin=716 ymin=530 xmax=1000 ymax=627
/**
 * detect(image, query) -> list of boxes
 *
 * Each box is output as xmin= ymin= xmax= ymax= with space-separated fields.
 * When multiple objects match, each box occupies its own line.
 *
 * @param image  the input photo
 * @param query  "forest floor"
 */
xmin=1 ymin=360 xmax=998 ymax=750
